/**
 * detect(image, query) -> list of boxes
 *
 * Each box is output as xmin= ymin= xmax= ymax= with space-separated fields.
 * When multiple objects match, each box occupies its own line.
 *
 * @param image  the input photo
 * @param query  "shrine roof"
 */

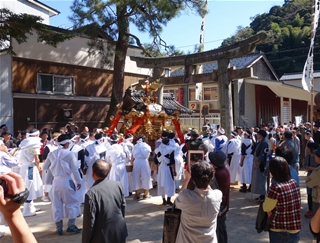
xmin=171 ymin=52 xmax=262 ymax=77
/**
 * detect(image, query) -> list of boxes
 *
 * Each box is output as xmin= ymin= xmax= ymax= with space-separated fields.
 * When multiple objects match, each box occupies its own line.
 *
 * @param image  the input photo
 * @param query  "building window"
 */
xmin=189 ymin=88 xmax=195 ymax=101
xmin=37 ymin=74 xmax=74 ymax=95
xmin=204 ymin=87 xmax=218 ymax=101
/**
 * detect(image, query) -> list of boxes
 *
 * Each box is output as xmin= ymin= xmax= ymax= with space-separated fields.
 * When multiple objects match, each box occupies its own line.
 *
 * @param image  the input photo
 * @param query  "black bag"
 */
xmin=255 ymin=202 xmax=272 ymax=233
xmin=162 ymin=204 xmax=181 ymax=243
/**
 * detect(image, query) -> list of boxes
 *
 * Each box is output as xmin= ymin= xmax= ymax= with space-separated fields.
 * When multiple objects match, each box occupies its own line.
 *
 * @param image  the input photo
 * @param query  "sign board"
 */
xmin=189 ymin=103 xmax=197 ymax=110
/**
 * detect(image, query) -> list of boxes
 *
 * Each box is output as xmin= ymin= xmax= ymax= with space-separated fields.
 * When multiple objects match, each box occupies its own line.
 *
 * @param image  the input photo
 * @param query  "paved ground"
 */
xmin=0 ymin=171 xmax=314 ymax=243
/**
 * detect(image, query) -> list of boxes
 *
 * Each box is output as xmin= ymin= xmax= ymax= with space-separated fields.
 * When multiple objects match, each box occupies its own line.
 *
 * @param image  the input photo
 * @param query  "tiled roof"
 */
xmin=280 ymin=71 xmax=320 ymax=81
xmin=171 ymin=53 xmax=261 ymax=77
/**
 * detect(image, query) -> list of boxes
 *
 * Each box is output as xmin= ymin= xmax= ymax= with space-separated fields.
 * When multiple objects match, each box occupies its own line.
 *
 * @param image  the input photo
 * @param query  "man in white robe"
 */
xmin=84 ymin=133 xmax=107 ymax=190
xmin=214 ymin=127 xmax=228 ymax=153
xmin=132 ymin=135 xmax=152 ymax=199
xmin=106 ymin=134 xmax=129 ymax=197
xmin=40 ymin=132 xmax=61 ymax=202
xmin=155 ymin=137 xmax=176 ymax=205
xmin=121 ymin=134 xmax=134 ymax=194
xmin=19 ymin=129 xmax=43 ymax=217
xmin=226 ymin=131 xmax=242 ymax=183
xmin=69 ymin=133 xmax=87 ymax=206
xmin=42 ymin=134 xmax=82 ymax=235
xmin=239 ymin=130 xmax=253 ymax=193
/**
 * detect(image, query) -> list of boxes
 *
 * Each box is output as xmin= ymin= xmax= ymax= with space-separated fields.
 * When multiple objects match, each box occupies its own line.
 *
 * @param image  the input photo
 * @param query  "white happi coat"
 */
xmin=173 ymin=143 xmax=184 ymax=181
xmin=226 ymin=137 xmax=242 ymax=183
xmin=19 ymin=137 xmax=43 ymax=200
xmin=42 ymin=142 xmax=59 ymax=193
xmin=214 ymin=135 xmax=228 ymax=153
xmin=69 ymin=142 xmax=86 ymax=203
xmin=240 ymin=138 xmax=253 ymax=184
xmin=43 ymin=148 xmax=82 ymax=222
xmin=107 ymin=143 xmax=129 ymax=197
xmin=132 ymin=141 xmax=152 ymax=190
xmin=84 ymin=142 xmax=106 ymax=190
xmin=121 ymin=140 xmax=134 ymax=193
xmin=156 ymin=143 xmax=175 ymax=197
xmin=0 ymin=151 xmax=19 ymax=225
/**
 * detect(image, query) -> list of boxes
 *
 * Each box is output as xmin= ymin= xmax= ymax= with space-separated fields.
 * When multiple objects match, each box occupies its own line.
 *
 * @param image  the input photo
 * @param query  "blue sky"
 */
xmin=44 ymin=0 xmax=284 ymax=52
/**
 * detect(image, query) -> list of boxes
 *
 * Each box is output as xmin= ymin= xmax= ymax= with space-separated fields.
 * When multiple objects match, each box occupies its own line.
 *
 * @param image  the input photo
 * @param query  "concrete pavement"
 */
xmin=0 ymin=171 xmax=314 ymax=243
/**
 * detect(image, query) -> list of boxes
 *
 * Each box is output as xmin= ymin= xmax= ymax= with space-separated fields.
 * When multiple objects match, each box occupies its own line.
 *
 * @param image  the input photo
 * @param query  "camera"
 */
xmin=0 ymin=178 xmax=8 ymax=197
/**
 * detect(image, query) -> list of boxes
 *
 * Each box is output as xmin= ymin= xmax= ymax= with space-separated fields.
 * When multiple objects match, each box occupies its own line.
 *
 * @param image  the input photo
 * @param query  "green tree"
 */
xmin=0 ymin=8 xmax=71 ymax=54
xmin=220 ymin=0 xmax=317 ymax=76
xmin=70 ymin=0 xmax=207 ymax=126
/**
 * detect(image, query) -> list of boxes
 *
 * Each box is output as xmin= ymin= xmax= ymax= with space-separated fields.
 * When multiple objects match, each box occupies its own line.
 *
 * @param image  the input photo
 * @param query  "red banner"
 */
xmin=107 ymin=112 xmax=122 ymax=136
xmin=172 ymin=118 xmax=184 ymax=144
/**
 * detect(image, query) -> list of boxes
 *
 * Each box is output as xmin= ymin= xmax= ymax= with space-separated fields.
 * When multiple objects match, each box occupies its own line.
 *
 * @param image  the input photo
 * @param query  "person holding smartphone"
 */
xmin=0 ymin=172 xmax=37 ymax=243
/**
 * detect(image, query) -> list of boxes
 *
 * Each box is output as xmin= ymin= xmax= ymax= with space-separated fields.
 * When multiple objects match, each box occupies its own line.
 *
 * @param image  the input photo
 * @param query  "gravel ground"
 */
xmin=0 ymin=171 xmax=314 ymax=243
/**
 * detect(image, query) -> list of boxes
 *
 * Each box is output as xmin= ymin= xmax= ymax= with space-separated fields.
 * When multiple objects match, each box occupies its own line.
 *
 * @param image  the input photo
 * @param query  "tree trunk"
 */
xmin=104 ymin=5 xmax=129 ymax=127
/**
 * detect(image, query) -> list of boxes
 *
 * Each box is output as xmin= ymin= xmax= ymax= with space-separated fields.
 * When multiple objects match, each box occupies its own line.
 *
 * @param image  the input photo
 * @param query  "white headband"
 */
xmin=27 ymin=131 xmax=40 ymax=137
xmin=71 ymin=135 xmax=80 ymax=141
xmin=137 ymin=138 xmax=143 ymax=143
xmin=59 ymin=139 xmax=70 ymax=145
xmin=218 ymin=128 xmax=225 ymax=135
xmin=125 ymin=137 xmax=133 ymax=142
xmin=80 ymin=135 xmax=89 ymax=142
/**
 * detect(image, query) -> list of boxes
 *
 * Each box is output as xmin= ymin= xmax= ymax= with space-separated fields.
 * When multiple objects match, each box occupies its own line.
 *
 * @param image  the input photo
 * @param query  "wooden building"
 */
xmin=0 ymin=0 xmax=151 ymax=132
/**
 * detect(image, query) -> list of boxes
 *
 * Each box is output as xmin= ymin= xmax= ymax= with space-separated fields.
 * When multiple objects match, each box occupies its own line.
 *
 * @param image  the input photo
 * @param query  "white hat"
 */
xmin=218 ymin=128 xmax=225 ymax=135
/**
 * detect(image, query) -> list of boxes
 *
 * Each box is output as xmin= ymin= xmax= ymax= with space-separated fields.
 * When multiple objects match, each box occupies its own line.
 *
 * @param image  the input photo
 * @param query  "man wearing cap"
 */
xmin=2 ymin=131 xmax=16 ymax=150
xmin=214 ymin=127 xmax=228 ymax=153
xmin=252 ymin=130 xmax=269 ymax=202
xmin=208 ymin=151 xmax=230 ymax=243
xmin=306 ymin=147 xmax=320 ymax=216
xmin=19 ymin=128 xmax=44 ymax=216
xmin=43 ymin=134 xmax=82 ymax=235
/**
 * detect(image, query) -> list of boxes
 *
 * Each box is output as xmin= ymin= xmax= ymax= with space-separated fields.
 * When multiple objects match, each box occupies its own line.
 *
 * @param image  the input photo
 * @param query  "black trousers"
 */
xmin=216 ymin=214 xmax=228 ymax=243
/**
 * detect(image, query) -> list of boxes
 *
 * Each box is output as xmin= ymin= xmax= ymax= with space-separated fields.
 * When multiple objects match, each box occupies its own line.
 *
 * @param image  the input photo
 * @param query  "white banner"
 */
xmin=195 ymin=83 xmax=202 ymax=101
xmin=272 ymin=116 xmax=279 ymax=128
xmin=295 ymin=115 xmax=303 ymax=126
xmin=302 ymin=0 xmax=320 ymax=92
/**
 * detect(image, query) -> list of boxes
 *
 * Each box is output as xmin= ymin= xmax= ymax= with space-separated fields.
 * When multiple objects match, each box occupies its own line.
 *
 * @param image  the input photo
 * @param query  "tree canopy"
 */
xmin=0 ymin=8 xmax=71 ymax=54
xmin=221 ymin=0 xmax=318 ymax=76
xmin=70 ymin=0 xmax=207 ymax=126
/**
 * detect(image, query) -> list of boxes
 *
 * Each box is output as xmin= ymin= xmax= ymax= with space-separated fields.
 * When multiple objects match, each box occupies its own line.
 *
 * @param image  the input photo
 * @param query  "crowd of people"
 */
xmin=0 ymin=119 xmax=319 ymax=243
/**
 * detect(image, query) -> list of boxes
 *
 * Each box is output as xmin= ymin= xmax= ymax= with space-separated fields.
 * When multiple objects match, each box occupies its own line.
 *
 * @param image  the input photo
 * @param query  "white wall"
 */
xmin=12 ymin=34 xmax=151 ymax=75
xmin=244 ymin=82 xmax=256 ymax=127
xmin=0 ymin=0 xmax=50 ymax=24
xmin=0 ymin=54 xmax=13 ymax=132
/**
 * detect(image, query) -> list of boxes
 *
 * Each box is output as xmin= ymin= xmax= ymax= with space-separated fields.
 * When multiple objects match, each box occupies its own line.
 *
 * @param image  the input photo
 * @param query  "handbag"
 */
xmin=255 ymin=202 xmax=272 ymax=233
xmin=162 ymin=203 xmax=181 ymax=243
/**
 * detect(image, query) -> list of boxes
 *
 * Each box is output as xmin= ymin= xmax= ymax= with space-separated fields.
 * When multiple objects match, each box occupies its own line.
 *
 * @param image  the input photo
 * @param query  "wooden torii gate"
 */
xmin=130 ymin=33 xmax=267 ymax=136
